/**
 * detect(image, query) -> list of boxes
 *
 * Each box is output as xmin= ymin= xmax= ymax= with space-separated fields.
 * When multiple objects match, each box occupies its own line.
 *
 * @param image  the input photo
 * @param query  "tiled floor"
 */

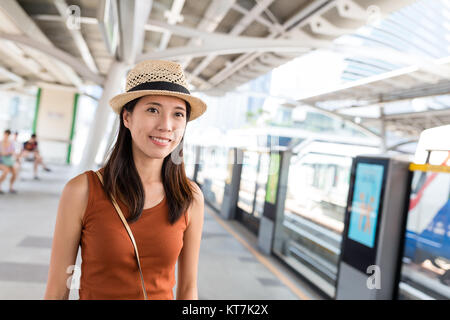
xmin=0 ymin=163 xmax=323 ymax=300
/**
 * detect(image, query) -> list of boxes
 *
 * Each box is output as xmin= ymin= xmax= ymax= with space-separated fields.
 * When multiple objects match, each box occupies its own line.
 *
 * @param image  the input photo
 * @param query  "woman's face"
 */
xmin=123 ymin=95 xmax=188 ymax=160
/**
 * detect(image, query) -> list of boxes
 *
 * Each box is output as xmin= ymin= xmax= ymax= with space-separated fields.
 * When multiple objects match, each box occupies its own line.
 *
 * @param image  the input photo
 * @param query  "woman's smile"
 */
xmin=149 ymin=135 xmax=171 ymax=146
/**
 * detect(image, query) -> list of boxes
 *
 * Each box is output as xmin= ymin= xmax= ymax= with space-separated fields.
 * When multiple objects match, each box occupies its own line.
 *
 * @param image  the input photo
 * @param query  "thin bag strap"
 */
xmin=95 ymin=170 xmax=148 ymax=300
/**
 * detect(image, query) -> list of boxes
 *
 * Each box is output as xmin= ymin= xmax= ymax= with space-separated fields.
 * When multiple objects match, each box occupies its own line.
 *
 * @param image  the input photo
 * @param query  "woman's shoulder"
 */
xmin=60 ymin=172 xmax=91 ymax=220
xmin=65 ymin=171 xmax=90 ymax=191
xmin=188 ymin=179 xmax=204 ymax=203
xmin=63 ymin=172 xmax=91 ymax=201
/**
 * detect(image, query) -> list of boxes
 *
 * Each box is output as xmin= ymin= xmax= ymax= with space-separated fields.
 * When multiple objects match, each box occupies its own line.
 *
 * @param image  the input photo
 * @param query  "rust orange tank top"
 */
xmin=79 ymin=170 xmax=187 ymax=300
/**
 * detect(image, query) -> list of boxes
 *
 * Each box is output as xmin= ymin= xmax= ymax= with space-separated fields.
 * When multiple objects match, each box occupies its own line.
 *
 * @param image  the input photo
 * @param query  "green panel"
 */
xmin=265 ymin=153 xmax=280 ymax=204
xmin=32 ymin=88 xmax=42 ymax=134
xmin=66 ymin=93 xmax=79 ymax=164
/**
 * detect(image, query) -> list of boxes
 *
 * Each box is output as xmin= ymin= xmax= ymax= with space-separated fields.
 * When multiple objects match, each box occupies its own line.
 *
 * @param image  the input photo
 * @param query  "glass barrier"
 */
xmin=183 ymin=144 xmax=196 ymax=180
xmin=196 ymin=146 xmax=228 ymax=211
xmin=273 ymin=152 xmax=352 ymax=297
xmin=254 ymin=153 xmax=270 ymax=218
xmin=238 ymin=151 xmax=260 ymax=214
xmin=237 ymin=151 xmax=270 ymax=233
xmin=399 ymin=159 xmax=450 ymax=300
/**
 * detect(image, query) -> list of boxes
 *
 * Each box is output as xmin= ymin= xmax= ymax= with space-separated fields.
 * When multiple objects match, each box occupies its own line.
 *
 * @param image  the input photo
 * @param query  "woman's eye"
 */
xmin=175 ymin=112 xmax=185 ymax=118
xmin=147 ymin=107 xmax=158 ymax=113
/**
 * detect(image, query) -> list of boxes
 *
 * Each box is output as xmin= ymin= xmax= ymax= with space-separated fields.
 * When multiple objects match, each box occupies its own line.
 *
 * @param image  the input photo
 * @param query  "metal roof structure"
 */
xmin=2 ymin=0 xmax=448 ymax=161
xmin=0 ymin=0 xmax=415 ymax=94
xmin=292 ymin=0 xmax=450 ymax=147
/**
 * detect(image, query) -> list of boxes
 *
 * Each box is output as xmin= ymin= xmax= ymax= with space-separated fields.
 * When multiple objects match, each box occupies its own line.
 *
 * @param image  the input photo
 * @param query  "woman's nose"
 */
xmin=157 ymin=113 xmax=173 ymax=131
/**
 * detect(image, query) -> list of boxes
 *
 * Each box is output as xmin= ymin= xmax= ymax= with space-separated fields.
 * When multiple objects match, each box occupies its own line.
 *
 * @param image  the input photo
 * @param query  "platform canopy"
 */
xmin=0 ymin=0 xmax=416 ymax=93
xmin=290 ymin=0 xmax=450 ymax=142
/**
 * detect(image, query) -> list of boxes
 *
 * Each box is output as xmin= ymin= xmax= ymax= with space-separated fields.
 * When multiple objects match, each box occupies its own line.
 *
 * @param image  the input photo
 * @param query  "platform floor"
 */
xmin=0 ymin=163 xmax=323 ymax=300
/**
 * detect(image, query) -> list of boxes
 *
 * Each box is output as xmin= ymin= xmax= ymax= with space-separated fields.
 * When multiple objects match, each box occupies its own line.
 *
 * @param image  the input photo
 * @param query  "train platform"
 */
xmin=0 ymin=163 xmax=323 ymax=300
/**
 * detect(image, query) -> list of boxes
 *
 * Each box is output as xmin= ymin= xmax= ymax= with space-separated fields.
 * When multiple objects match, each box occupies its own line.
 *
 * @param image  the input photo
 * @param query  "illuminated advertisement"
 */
xmin=265 ymin=153 xmax=280 ymax=205
xmin=347 ymin=163 xmax=384 ymax=248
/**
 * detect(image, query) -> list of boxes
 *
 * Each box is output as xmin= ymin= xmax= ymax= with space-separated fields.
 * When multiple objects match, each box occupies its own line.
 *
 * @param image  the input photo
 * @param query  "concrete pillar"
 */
xmin=220 ymin=148 xmax=244 ymax=220
xmin=379 ymin=104 xmax=387 ymax=154
xmin=77 ymin=61 xmax=127 ymax=173
xmin=101 ymin=116 xmax=120 ymax=164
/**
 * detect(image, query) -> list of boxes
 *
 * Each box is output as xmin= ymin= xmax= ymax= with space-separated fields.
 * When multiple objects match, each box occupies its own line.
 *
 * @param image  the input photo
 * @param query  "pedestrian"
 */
xmin=19 ymin=133 xmax=51 ymax=180
xmin=45 ymin=60 xmax=207 ymax=300
xmin=0 ymin=129 xmax=18 ymax=194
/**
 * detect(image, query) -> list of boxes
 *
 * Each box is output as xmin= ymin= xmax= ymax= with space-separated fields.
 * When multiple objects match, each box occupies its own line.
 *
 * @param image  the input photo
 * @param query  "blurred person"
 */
xmin=45 ymin=60 xmax=206 ymax=300
xmin=19 ymin=133 xmax=51 ymax=180
xmin=0 ymin=129 xmax=18 ymax=194
xmin=12 ymin=131 xmax=22 ymax=175
xmin=12 ymin=131 xmax=21 ymax=154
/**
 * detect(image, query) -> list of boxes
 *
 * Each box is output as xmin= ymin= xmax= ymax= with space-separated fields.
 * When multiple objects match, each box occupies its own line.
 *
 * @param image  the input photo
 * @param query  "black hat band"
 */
xmin=127 ymin=81 xmax=190 ymax=95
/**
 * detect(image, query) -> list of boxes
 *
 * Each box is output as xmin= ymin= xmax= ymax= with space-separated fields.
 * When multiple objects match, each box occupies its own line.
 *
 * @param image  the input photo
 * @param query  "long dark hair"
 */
xmin=102 ymin=97 xmax=195 ymax=225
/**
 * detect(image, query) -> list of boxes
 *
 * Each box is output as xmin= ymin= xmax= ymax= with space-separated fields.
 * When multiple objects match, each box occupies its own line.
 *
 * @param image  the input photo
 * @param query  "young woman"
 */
xmin=44 ymin=60 xmax=207 ymax=300
xmin=0 ymin=129 xmax=19 ymax=194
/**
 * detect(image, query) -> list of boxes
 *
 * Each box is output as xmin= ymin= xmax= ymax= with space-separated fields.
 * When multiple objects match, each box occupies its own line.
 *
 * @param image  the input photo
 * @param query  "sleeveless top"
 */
xmin=79 ymin=170 xmax=188 ymax=300
xmin=0 ymin=141 xmax=15 ymax=167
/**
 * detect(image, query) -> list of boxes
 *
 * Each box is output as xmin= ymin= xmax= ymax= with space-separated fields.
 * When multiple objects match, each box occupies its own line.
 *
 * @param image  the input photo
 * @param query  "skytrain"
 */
xmin=403 ymin=125 xmax=450 ymax=285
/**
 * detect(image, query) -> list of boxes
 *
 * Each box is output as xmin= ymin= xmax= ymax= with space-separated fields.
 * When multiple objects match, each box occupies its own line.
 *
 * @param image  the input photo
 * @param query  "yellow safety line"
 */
xmin=409 ymin=163 xmax=450 ymax=173
xmin=205 ymin=208 xmax=311 ymax=300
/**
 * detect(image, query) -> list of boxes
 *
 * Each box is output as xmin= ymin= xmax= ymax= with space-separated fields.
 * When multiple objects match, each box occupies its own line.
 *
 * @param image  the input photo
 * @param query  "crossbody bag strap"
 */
xmin=95 ymin=170 xmax=148 ymax=300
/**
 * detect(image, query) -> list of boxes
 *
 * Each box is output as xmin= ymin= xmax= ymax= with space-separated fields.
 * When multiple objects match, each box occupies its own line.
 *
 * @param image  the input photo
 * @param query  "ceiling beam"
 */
xmin=0 ymin=81 xmax=24 ymax=90
xmin=53 ymin=0 xmax=99 ymax=74
xmin=0 ymin=0 xmax=83 ymax=87
xmin=117 ymin=0 xmax=153 ymax=64
xmin=32 ymin=14 xmax=97 ymax=24
xmin=188 ymin=0 xmax=275 ymax=78
xmin=178 ymin=0 xmax=237 ymax=70
xmin=205 ymin=0 xmax=334 ymax=90
xmin=0 ymin=66 xmax=24 ymax=83
xmin=138 ymin=20 xmax=327 ymax=61
xmin=0 ymin=40 xmax=55 ymax=82
xmin=158 ymin=0 xmax=185 ymax=51
xmin=383 ymin=108 xmax=450 ymax=121
xmin=0 ymin=32 xmax=105 ymax=84
xmin=231 ymin=3 xmax=282 ymax=31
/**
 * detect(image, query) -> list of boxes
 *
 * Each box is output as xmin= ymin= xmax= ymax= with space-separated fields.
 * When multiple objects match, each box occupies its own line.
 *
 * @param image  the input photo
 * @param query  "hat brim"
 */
xmin=109 ymin=90 xmax=207 ymax=121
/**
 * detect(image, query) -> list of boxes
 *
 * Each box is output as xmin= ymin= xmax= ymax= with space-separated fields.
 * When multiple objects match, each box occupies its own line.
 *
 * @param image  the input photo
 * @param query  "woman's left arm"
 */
xmin=176 ymin=182 xmax=204 ymax=300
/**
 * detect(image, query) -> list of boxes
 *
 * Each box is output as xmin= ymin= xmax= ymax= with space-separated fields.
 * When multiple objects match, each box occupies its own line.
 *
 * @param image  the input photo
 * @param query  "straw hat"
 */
xmin=109 ymin=60 xmax=207 ymax=121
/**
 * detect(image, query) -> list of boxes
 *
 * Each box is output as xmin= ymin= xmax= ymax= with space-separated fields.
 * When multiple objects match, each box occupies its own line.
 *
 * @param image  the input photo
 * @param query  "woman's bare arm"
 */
xmin=176 ymin=182 xmax=205 ymax=300
xmin=44 ymin=173 xmax=88 ymax=299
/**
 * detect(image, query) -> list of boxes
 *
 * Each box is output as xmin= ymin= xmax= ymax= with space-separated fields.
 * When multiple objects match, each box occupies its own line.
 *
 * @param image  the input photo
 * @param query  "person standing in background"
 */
xmin=0 ymin=129 xmax=19 ymax=194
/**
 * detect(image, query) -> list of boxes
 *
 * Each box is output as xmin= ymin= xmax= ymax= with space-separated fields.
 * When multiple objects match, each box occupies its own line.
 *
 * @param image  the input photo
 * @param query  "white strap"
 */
xmin=95 ymin=170 xmax=148 ymax=300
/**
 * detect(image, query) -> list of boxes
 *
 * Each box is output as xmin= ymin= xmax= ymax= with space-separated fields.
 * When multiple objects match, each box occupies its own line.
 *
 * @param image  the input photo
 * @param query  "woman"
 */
xmin=44 ymin=60 xmax=207 ymax=300
xmin=0 ymin=129 xmax=18 ymax=194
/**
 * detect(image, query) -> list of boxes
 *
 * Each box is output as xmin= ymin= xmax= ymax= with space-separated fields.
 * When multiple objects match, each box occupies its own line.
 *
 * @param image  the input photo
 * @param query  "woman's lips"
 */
xmin=149 ymin=136 xmax=171 ymax=146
